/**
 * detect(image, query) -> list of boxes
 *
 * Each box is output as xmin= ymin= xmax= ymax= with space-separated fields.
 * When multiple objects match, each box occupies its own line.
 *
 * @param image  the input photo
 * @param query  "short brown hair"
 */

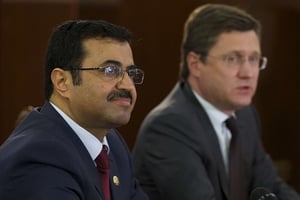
xmin=179 ymin=4 xmax=261 ymax=80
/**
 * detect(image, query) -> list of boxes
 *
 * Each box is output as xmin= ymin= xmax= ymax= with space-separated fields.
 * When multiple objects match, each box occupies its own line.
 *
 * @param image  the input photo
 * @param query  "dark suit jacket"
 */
xmin=132 ymin=81 xmax=299 ymax=200
xmin=0 ymin=102 xmax=148 ymax=200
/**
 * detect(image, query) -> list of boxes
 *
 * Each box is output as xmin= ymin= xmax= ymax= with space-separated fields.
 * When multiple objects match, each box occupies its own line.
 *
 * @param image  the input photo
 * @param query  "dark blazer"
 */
xmin=0 ymin=102 xmax=148 ymax=200
xmin=132 ymin=81 xmax=299 ymax=200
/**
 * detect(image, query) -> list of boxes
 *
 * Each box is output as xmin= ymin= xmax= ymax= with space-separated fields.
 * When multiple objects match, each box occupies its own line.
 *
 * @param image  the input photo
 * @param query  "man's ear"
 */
xmin=186 ymin=51 xmax=203 ymax=77
xmin=51 ymin=68 xmax=71 ymax=97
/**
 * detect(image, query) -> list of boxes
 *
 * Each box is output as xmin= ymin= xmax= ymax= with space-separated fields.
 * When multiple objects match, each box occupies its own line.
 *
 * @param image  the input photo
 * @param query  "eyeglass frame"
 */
xmin=204 ymin=53 xmax=267 ymax=71
xmin=65 ymin=65 xmax=144 ymax=85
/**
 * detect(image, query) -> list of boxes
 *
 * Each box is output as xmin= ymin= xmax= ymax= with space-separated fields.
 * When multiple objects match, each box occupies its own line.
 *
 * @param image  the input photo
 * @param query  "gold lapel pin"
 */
xmin=113 ymin=176 xmax=120 ymax=186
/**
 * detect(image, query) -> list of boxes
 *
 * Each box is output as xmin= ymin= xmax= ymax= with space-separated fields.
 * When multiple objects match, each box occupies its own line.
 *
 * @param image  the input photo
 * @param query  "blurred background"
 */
xmin=1 ymin=0 xmax=300 ymax=192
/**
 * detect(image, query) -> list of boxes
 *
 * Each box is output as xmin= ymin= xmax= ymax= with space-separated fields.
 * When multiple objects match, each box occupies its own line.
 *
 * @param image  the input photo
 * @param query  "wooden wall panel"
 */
xmin=1 ymin=0 xmax=300 ymax=192
xmin=0 ymin=2 xmax=79 ymax=142
xmin=256 ymin=5 xmax=300 ymax=189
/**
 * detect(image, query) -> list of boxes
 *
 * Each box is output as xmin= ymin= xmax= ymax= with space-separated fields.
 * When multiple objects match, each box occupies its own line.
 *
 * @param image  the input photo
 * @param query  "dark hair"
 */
xmin=179 ymin=4 xmax=261 ymax=80
xmin=44 ymin=20 xmax=132 ymax=100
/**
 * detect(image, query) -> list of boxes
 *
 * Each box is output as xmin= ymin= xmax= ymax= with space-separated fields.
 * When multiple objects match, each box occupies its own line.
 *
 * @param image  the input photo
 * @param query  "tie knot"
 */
xmin=96 ymin=146 xmax=109 ymax=170
xmin=225 ymin=116 xmax=238 ymax=136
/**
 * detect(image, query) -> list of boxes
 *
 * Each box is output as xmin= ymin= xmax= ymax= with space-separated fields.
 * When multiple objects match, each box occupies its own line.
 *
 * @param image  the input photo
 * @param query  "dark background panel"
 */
xmin=1 ymin=0 xmax=300 ymax=190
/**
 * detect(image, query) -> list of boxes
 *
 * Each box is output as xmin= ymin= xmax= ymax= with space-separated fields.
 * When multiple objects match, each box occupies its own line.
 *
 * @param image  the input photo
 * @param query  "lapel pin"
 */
xmin=113 ymin=176 xmax=120 ymax=186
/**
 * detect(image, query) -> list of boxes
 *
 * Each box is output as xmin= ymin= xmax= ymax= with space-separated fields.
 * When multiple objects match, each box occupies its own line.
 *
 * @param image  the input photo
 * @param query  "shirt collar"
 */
xmin=49 ymin=102 xmax=110 ymax=161
xmin=192 ymin=90 xmax=229 ymax=128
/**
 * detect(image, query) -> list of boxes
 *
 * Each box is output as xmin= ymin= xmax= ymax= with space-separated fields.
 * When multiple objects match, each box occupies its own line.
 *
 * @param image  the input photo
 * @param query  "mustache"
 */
xmin=107 ymin=89 xmax=132 ymax=103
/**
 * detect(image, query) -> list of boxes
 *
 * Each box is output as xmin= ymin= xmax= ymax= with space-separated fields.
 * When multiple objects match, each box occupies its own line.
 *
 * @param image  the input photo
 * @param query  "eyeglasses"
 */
xmin=67 ymin=65 xmax=144 ymax=85
xmin=206 ymin=54 xmax=267 ymax=70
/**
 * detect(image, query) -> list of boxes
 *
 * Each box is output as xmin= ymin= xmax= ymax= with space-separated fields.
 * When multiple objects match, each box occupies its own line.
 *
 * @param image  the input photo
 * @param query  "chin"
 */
xmin=235 ymin=101 xmax=252 ymax=110
xmin=113 ymin=116 xmax=131 ymax=127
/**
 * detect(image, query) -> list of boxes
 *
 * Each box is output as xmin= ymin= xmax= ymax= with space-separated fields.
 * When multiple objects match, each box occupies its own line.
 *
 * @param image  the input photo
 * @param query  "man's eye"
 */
xmin=249 ymin=56 xmax=259 ymax=63
xmin=101 ymin=66 xmax=119 ymax=76
xmin=225 ymin=55 xmax=237 ymax=63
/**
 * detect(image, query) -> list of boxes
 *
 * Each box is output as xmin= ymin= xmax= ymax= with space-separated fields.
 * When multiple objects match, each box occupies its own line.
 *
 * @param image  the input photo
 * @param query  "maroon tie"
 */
xmin=225 ymin=117 xmax=247 ymax=200
xmin=95 ymin=146 xmax=111 ymax=200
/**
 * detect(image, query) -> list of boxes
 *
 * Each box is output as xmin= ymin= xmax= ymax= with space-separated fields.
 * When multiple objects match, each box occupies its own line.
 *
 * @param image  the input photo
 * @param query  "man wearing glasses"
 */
xmin=132 ymin=4 xmax=300 ymax=200
xmin=0 ymin=20 xmax=148 ymax=200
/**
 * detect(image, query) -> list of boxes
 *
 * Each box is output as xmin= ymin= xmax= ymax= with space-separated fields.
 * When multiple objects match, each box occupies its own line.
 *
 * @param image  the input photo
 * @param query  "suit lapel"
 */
xmin=40 ymin=102 xmax=106 ymax=200
xmin=199 ymin=112 xmax=229 ymax=198
xmin=182 ymin=82 xmax=229 ymax=199
xmin=70 ymin=127 xmax=107 ymax=200
xmin=108 ymin=149 xmax=122 ymax=200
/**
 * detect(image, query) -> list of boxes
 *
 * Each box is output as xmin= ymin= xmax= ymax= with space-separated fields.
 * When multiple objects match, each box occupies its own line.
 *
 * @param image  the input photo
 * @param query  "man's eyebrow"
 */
xmin=101 ymin=60 xmax=122 ymax=66
xmin=227 ymin=50 xmax=261 ymax=56
xmin=100 ymin=60 xmax=138 ymax=69
xmin=127 ymin=64 xmax=138 ymax=69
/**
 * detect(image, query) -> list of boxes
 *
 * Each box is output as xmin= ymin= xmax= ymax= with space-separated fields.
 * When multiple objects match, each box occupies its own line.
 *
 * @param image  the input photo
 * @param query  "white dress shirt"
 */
xmin=192 ymin=91 xmax=232 ymax=172
xmin=50 ymin=102 xmax=110 ymax=163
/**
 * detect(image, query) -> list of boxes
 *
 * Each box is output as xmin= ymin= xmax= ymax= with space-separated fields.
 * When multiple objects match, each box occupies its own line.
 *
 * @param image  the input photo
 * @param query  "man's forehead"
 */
xmin=210 ymin=31 xmax=260 ymax=53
